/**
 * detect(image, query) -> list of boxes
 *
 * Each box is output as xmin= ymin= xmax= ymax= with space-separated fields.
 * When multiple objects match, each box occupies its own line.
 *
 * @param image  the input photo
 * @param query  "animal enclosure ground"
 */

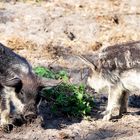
xmin=0 ymin=0 xmax=140 ymax=139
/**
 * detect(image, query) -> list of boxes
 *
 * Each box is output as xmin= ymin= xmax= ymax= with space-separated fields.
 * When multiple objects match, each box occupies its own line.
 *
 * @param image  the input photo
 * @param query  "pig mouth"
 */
xmin=10 ymin=103 xmax=38 ymax=127
xmin=24 ymin=112 xmax=37 ymax=122
xmin=12 ymin=112 xmax=37 ymax=127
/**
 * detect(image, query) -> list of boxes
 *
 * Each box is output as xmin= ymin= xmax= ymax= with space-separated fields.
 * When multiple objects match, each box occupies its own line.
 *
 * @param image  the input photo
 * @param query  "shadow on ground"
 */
xmin=129 ymin=95 xmax=140 ymax=108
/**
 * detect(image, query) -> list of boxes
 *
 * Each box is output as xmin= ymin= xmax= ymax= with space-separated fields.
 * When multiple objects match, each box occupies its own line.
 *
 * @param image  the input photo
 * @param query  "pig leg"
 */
xmin=0 ymin=78 xmax=24 ymax=131
xmin=103 ymin=84 xmax=125 ymax=121
xmin=119 ymin=90 xmax=129 ymax=115
xmin=0 ymin=87 xmax=14 ymax=132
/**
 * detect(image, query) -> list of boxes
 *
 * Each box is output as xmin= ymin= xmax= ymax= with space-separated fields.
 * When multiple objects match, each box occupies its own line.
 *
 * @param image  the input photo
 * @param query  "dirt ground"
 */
xmin=0 ymin=0 xmax=140 ymax=139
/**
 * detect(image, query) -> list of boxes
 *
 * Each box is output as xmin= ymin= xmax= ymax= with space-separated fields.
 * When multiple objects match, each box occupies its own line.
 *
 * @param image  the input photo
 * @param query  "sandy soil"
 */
xmin=0 ymin=0 xmax=140 ymax=139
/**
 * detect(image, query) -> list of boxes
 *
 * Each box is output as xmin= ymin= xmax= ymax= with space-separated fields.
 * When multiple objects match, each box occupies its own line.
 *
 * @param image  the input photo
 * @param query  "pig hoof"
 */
xmin=2 ymin=124 xmax=13 ymax=133
xmin=103 ymin=114 xmax=112 ymax=121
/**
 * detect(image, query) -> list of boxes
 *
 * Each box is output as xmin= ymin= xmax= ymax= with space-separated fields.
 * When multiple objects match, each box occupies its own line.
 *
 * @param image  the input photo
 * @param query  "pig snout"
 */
xmin=23 ymin=103 xmax=37 ymax=121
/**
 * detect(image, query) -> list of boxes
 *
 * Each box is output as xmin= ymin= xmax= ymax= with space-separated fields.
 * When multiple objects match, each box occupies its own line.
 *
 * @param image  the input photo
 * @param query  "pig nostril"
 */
xmin=24 ymin=113 xmax=37 ymax=120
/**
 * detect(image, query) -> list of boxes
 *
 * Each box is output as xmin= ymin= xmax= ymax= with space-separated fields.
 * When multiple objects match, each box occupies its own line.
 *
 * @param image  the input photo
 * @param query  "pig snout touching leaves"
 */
xmin=0 ymin=43 xmax=60 ymax=132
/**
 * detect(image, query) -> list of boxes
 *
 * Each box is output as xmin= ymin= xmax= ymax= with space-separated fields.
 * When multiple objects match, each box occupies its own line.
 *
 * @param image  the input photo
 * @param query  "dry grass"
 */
xmin=7 ymin=37 xmax=38 ymax=51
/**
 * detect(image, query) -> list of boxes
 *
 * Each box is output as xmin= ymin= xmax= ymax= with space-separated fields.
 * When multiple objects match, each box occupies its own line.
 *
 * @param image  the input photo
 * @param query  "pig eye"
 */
xmin=20 ymin=90 xmax=24 ymax=96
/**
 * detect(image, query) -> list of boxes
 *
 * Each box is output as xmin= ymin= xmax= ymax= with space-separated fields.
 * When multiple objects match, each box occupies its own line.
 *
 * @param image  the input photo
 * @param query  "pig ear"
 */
xmin=39 ymin=77 xmax=62 ymax=88
xmin=76 ymin=55 xmax=97 ymax=72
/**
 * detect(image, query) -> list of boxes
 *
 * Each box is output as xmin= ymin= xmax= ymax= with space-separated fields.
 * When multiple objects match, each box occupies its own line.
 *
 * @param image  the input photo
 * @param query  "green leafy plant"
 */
xmin=34 ymin=66 xmax=94 ymax=117
xmin=34 ymin=66 xmax=68 ymax=81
